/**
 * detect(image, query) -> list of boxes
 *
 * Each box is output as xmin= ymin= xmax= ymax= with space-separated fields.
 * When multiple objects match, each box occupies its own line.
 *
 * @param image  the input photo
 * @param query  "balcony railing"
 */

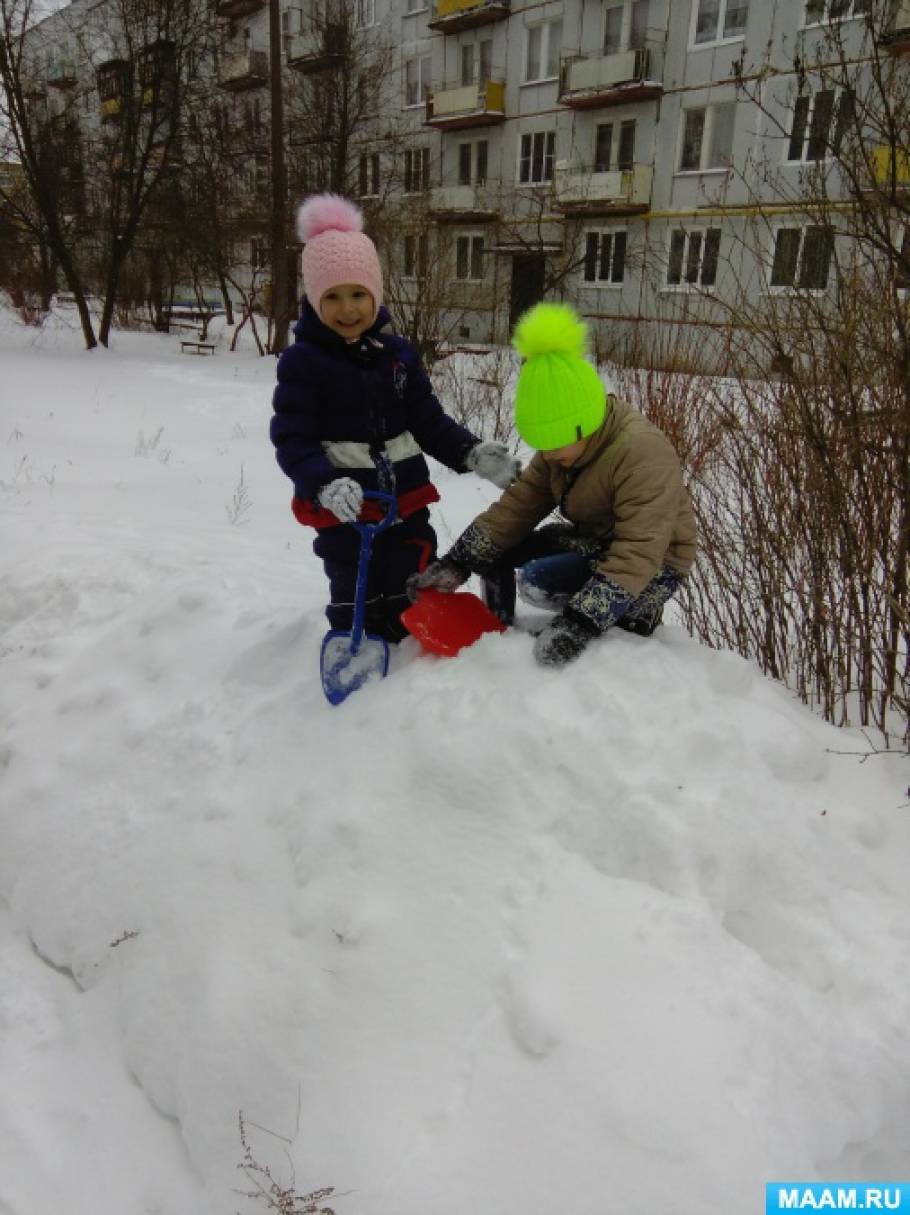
xmin=428 ymin=183 xmax=499 ymax=220
xmin=425 ymin=78 xmax=505 ymax=129
xmin=427 ymin=0 xmax=510 ymax=33
xmin=559 ymin=42 xmax=664 ymax=109
xmin=48 ymin=60 xmax=77 ymax=88
xmin=882 ymin=0 xmax=910 ymax=50
xmin=214 ymin=0 xmax=266 ymax=19
xmin=286 ymin=25 xmax=345 ymax=72
xmin=218 ymin=49 xmax=269 ymax=90
xmin=553 ymin=162 xmax=653 ymax=216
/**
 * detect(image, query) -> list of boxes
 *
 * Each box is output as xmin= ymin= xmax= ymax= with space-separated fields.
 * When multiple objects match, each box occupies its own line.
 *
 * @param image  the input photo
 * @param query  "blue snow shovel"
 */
xmin=320 ymin=490 xmax=398 ymax=706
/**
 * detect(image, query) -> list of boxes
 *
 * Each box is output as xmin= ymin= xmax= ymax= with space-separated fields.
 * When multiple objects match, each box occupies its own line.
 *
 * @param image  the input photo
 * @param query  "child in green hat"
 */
xmin=407 ymin=302 xmax=697 ymax=666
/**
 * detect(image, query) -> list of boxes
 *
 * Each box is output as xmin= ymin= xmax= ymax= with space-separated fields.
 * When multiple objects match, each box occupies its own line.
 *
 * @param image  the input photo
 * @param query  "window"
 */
xmin=667 ymin=227 xmax=721 ymax=287
xmin=242 ymin=96 xmax=263 ymax=135
xmin=356 ymin=0 xmax=375 ymax=27
xmin=404 ymin=147 xmax=430 ymax=192
xmin=403 ymin=232 xmax=429 ymax=277
xmin=769 ymin=225 xmax=833 ymax=289
xmin=787 ymin=89 xmax=852 ymax=163
xmin=251 ymin=238 xmax=269 ymax=270
xmin=693 ymin=0 xmax=748 ymax=44
xmin=804 ymin=0 xmax=870 ymax=23
xmin=583 ymin=230 xmax=627 ymax=284
xmin=524 ymin=19 xmax=562 ymax=82
xmin=519 ymin=130 xmax=556 ymax=184
xmin=455 ymin=234 xmax=485 ymax=280
xmin=594 ymin=119 xmax=636 ymax=171
xmin=457 ymin=139 xmax=488 ymax=185
xmin=896 ymin=226 xmax=910 ymax=290
xmin=281 ymin=7 xmax=301 ymax=56
xmin=460 ymin=39 xmax=492 ymax=86
xmin=604 ymin=0 xmax=650 ymax=53
xmin=679 ymin=102 xmax=736 ymax=171
xmin=405 ymin=55 xmax=432 ymax=106
xmin=359 ymin=152 xmax=380 ymax=197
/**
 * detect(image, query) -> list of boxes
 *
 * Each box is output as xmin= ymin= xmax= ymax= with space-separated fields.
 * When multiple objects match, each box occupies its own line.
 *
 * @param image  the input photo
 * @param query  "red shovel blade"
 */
xmin=400 ymin=588 xmax=506 ymax=657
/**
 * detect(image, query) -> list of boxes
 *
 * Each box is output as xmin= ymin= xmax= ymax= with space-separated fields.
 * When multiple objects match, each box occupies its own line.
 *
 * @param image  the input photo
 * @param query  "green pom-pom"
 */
xmin=512 ymin=303 xmax=588 ymax=360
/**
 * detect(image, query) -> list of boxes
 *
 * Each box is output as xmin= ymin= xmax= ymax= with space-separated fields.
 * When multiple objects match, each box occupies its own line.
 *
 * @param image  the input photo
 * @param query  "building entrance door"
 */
xmin=509 ymin=254 xmax=546 ymax=329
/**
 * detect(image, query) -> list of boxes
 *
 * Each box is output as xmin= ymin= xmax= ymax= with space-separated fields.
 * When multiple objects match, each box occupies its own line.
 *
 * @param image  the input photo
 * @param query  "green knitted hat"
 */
xmin=512 ymin=303 xmax=607 ymax=451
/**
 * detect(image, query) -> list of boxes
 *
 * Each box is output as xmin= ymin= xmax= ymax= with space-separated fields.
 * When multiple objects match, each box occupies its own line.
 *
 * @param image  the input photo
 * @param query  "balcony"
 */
xmin=425 ymin=79 xmax=505 ymax=130
xmin=882 ymin=0 xmax=910 ymax=52
xmin=870 ymin=144 xmax=910 ymax=192
xmin=559 ymin=44 xmax=663 ymax=110
xmin=286 ymin=25 xmax=345 ymax=72
xmin=48 ymin=60 xmax=77 ymax=88
xmin=427 ymin=0 xmax=509 ymax=34
xmin=214 ymin=0 xmax=266 ymax=18
xmin=218 ymin=49 xmax=269 ymax=91
xmin=429 ymin=183 xmax=499 ymax=221
xmin=553 ymin=162 xmax=653 ymax=217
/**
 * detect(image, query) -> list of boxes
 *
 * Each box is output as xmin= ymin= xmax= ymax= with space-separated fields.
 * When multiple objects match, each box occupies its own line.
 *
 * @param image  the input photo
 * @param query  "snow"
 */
xmin=1 ymin=304 xmax=908 ymax=1215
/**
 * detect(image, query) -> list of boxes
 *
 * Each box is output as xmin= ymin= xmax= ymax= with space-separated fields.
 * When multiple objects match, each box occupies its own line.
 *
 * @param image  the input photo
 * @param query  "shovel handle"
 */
xmin=349 ymin=491 xmax=398 ymax=650
xmin=355 ymin=490 xmax=398 ymax=536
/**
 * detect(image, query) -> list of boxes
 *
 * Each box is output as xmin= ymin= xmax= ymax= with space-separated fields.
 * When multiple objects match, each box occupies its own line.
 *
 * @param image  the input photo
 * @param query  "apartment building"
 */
xmin=400 ymin=0 xmax=906 ymax=365
xmin=17 ymin=0 xmax=908 ymax=367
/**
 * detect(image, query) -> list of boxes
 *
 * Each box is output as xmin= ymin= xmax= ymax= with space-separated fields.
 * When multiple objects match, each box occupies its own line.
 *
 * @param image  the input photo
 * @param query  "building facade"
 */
xmin=18 ymin=0 xmax=908 ymax=367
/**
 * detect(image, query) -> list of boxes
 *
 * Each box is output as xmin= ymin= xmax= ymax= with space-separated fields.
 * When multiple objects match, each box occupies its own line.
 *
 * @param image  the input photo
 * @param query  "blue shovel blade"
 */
xmin=320 ymin=629 xmax=390 ymax=705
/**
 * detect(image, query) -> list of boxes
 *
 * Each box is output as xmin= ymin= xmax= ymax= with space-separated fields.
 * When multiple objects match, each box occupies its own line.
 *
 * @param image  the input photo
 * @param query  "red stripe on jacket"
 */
xmin=291 ymin=482 xmax=441 ymax=529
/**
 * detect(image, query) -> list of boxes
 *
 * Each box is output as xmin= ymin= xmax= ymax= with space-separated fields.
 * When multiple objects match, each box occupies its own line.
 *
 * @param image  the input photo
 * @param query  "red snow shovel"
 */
xmin=400 ymin=587 xmax=506 ymax=657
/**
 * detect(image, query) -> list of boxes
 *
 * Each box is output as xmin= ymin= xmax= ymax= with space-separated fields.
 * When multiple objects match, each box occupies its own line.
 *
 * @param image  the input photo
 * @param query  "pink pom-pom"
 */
xmin=296 ymin=193 xmax=364 ymax=243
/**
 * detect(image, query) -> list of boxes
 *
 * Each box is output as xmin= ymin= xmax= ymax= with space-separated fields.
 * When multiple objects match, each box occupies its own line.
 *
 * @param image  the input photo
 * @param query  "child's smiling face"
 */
xmin=319 ymin=283 xmax=375 ymax=340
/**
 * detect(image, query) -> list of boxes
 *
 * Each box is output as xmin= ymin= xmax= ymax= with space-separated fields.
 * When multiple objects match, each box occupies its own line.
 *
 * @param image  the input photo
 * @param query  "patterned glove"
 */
xmin=406 ymin=560 xmax=470 ymax=602
xmin=466 ymin=442 xmax=523 ymax=489
xmin=533 ymin=614 xmax=597 ymax=667
xmin=406 ymin=521 xmax=505 ymax=601
xmin=318 ymin=477 xmax=364 ymax=524
xmin=566 ymin=572 xmax=635 ymax=634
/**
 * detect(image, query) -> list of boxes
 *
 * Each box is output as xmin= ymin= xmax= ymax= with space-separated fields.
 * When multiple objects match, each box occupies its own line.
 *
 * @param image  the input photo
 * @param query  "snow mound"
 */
xmin=1 ymin=312 xmax=908 ymax=1215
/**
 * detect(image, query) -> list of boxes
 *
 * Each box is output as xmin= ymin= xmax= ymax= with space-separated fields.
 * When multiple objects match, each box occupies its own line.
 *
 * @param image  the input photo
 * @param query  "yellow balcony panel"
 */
xmin=426 ymin=78 xmax=506 ymax=130
xmin=553 ymin=162 xmax=653 ymax=217
xmin=871 ymin=144 xmax=910 ymax=189
xmin=100 ymin=96 xmax=122 ymax=119
xmin=428 ymin=0 xmax=510 ymax=33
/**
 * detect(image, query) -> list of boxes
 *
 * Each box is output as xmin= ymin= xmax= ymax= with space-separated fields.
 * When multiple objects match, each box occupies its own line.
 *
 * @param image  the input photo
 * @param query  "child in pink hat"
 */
xmin=270 ymin=192 xmax=520 ymax=643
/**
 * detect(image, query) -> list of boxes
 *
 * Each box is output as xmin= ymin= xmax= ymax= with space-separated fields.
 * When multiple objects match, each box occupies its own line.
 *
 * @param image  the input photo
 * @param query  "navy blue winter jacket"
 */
xmin=271 ymin=301 xmax=479 ymax=528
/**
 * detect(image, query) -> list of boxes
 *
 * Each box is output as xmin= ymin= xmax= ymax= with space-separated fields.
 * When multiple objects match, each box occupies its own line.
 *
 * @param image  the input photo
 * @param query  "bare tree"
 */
xmin=0 ymin=0 xmax=97 ymax=345
xmin=629 ymin=0 xmax=909 ymax=744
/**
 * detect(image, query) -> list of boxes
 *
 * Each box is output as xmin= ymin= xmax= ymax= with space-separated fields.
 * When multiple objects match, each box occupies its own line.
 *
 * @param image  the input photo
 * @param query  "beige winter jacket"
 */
xmin=473 ymin=396 xmax=697 ymax=597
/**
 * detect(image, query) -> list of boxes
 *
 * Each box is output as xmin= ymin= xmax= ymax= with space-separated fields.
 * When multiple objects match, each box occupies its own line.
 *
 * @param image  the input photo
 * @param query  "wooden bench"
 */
xmin=180 ymin=340 xmax=216 ymax=356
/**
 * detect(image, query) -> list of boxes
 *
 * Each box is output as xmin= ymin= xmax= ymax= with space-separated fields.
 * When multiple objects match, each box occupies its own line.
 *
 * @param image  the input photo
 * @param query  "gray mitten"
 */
xmin=466 ymin=441 xmax=522 ymax=489
xmin=406 ymin=560 xmax=470 ymax=602
xmin=318 ymin=477 xmax=364 ymax=523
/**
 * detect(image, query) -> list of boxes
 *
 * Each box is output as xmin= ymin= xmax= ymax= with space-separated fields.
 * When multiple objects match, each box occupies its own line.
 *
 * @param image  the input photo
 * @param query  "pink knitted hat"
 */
xmin=297 ymin=194 xmax=383 ymax=320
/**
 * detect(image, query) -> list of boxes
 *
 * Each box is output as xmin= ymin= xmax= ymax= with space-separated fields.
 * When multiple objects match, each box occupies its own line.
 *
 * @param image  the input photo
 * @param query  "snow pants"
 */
xmin=313 ymin=510 xmax=436 ymax=643
xmin=480 ymin=524 xmax=684 ymax=636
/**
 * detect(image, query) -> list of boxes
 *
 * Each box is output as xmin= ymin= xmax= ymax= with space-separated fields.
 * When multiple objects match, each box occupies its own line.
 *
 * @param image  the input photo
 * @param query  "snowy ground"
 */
xmin=1 ymin=305 xmax=908 ymax=1215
